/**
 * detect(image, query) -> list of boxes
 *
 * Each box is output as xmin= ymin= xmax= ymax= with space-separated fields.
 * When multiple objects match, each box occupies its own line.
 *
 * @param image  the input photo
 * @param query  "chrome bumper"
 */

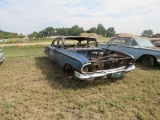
xmin=157 ymin=59 xmax=160 ymax=64
xmin=74 ymin=65 xmax=135 ymax=80
xmin=0 ymin=56 xmax=5 ymax=63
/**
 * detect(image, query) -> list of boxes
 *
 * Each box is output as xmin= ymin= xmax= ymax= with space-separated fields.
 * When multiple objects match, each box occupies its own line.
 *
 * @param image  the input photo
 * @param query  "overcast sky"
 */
xmin=0 ymin=0 xmax=159 ymax=35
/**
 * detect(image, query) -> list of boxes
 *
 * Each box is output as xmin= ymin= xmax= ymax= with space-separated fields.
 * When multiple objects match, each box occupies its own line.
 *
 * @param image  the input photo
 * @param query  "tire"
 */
xmin=142 ymin=55 xmax=155 ymax=68
xmin=0 ymin=59 xmax=3 ymax=65
xmin=63 ymin=64 xmax=73 ymax=72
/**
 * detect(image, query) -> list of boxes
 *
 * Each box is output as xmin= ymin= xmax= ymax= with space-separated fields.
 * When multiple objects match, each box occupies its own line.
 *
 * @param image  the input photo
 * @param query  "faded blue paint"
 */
xmin=47 ymin=46 xmax=90 ymax=72
xmin=98 ymin=37 xmax=160 ymax=64
xmin=45 ymin=36 xmax=135 ymax=79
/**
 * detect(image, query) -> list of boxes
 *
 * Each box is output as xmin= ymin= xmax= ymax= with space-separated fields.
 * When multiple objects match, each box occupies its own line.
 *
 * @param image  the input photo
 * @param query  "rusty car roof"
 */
xmin=54 ymin=36 xmax=96 ymax=41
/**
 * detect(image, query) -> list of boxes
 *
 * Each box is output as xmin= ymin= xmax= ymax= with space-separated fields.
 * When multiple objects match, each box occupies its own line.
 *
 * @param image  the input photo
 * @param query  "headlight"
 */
xmin=81 ymin=63 xmax=91 ymax=73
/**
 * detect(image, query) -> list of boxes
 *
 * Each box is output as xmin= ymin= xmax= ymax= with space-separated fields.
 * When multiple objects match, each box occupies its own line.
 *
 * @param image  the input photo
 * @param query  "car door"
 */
xmin=53 ymin=39 xmax=63 ymax=66
xmin=117 ymin=38 xmax=133 ymax=55
xmin=48 ymin=39 xmax=59 ymax=63
xmin=48 ymin=41 xmax=55 ymax=61
xmin=118 ymin=38 xmax=140 ymax=59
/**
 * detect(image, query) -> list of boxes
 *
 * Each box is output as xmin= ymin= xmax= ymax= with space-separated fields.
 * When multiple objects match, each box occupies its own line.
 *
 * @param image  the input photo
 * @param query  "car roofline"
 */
xmin=54 ymin=36 xmax=96 ymax=40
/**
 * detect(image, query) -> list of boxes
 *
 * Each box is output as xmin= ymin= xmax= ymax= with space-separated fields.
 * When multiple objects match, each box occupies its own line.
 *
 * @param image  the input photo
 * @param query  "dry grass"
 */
xmin=0 ymin=45 xmax=160 ymax=120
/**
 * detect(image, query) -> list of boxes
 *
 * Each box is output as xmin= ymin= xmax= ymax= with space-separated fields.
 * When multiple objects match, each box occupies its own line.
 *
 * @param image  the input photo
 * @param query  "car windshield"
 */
xmin=64 ymin=39 xmax=97 ymax=47
xmin=134 ymin=38 xmax=154 ymax=47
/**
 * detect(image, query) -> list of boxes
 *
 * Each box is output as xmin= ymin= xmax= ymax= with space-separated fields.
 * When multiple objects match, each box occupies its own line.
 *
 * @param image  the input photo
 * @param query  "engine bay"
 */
xmin=81 ymin=49 xmax=134 ymax=72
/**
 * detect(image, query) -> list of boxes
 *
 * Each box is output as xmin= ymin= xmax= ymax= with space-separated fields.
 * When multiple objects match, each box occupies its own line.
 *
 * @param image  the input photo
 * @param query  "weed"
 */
xmin=137 ymin=111 xmax=147 ymax=120
xmin=2 ymin=102 xmax=13 ymax=110
xmin=77 ymin=108 xmax=85 ymax=118
xmin=98 ymin=103 xmax=105 ymax=114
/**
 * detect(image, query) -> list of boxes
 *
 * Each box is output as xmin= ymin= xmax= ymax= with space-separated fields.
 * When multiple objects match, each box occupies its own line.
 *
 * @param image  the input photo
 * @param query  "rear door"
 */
xmin=53 ymin=38 xmax=63 ymax=65
xmin=118 ymin=38 xmax=140 ymax=59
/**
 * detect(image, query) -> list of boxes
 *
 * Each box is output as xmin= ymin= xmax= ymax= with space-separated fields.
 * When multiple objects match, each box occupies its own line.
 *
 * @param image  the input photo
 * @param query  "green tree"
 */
xmin=37 ymin=32 xmax=43 ymax=38
xmin=12 ymin=33 xmax=18 ymax=38
xmin=68 ymin=25 xmax=84 ymax=36
xmin=7 ymin=34 xmax=13 ymax=38
xmin=45 ymin=27 xmax=55 ymax=36
xmin=28 ymin=31 xmax=38 ymax=38
xmin=86 ymin=27 xmax=97 ymax=33
xmin=106 ymin=27 xmax=116 ymax=37
xmin=141 ymin=29 xmax=153 ymax=37
xmin=0 ymin=33 xmax=5 ymax=39
xmin=96 ymin=24 xmax=106 ymax=37
xmin=19 ymin=33 xmax=25 ymax=38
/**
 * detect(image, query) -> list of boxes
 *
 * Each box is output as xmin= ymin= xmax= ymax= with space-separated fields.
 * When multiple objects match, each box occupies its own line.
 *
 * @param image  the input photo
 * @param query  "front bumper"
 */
xmin=74 ymin=65 xmax=135 ymax=80
xmin=157 ymin=59 xmax=160 ymax=64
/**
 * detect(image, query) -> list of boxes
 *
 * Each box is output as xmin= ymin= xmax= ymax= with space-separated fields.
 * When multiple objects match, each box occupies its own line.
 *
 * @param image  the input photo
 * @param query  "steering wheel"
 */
xmin=104 ymin=43 xmax=112 ymax=54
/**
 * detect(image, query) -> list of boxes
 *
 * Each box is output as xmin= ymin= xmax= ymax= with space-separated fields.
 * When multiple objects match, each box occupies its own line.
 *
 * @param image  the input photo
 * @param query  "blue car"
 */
xmin=99 ymin=37 xmax=160 ymax=67
xmin=44 ymin=36 xmax=135 ymax=80
xmin=0 ymin=50 xmax=5 ymax=64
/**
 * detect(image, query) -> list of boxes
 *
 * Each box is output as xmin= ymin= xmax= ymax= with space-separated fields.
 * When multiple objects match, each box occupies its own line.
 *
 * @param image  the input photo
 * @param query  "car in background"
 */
xmin=149 ymin=39 xmax=160 ymax=47
xmin=0 ymin=49 xmax=5 ymax=64
xmin=0 ymin=39 xmax=6 ymax=42
xmin=98 ymin=37 xmax=160 ymax=68
xmin=44 ymin=36 xmax=135 ymax=80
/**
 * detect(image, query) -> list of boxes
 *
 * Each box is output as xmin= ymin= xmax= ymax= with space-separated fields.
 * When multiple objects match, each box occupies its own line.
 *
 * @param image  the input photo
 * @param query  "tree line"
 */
xmin=0 ymin=23 xmax=156 ymax=39
xmin=28 ymin=24 xmax=155 ymax=38
xmin=0 ymin=30 xmax=25 ymax=39
xmin=28 ymin=24 xmax=116 ymax=38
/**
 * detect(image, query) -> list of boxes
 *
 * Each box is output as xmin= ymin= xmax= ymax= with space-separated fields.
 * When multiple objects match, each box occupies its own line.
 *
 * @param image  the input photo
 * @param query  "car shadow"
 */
xmin=135 ymin=62 xmax=160 ymax=70
xmin=35 ymin=56 xmax=119 ymax=90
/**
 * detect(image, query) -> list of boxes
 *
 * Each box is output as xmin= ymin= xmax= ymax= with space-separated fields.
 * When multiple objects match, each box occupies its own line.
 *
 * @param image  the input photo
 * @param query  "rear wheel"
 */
xmin=142 ymin=55 xmax=155 ymax=68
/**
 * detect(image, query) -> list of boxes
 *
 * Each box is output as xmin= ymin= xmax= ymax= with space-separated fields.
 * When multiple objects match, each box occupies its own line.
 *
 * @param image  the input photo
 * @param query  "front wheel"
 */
xmin=142 ymin=55 xmax=155 ymax=68
xmin=63 ymin=64 xmax=73 ymax=72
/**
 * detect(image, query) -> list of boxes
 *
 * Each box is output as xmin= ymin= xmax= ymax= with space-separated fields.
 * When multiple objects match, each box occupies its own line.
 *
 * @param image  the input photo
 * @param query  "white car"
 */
xmin=0 ymin=50 xmax=5 ymax=64
xmin=0 ymin=39 xmax=6 ymax=42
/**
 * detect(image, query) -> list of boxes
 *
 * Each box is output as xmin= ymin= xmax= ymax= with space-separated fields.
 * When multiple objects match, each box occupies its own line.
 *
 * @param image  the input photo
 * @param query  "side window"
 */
xmin=81 ymin=40 xmax=87 ymax=46
xmin=111 ymin=38 xmax=121 ymax=45
xmin=58 ymin=39 xmax=63 ymax=48
xmin=51 ymin=41 xmax=54 ymax=46
xmin=88 ymin=40 xmax=96 ymax=47
xmin=54 ymin=39 xmax=58 ymax=47
xmin=121 ymin=39 xmax=130 ymax=46
xmin=131 ymin=40 xmax=138 ymax=46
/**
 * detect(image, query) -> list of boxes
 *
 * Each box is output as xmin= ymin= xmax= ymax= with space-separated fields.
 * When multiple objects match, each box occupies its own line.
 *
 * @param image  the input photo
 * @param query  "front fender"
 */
xmin=57 ymin=50 xmax=90 ymax=72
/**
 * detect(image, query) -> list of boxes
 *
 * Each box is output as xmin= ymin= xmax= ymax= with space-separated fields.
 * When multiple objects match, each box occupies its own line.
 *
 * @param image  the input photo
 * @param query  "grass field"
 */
xmin=0 ymin=38 xmax=53 ymax=44
xmin=0 ymin=36 xmax=109 ymax=45
xmin=0 ymin=45 xmax=160 ymax=120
